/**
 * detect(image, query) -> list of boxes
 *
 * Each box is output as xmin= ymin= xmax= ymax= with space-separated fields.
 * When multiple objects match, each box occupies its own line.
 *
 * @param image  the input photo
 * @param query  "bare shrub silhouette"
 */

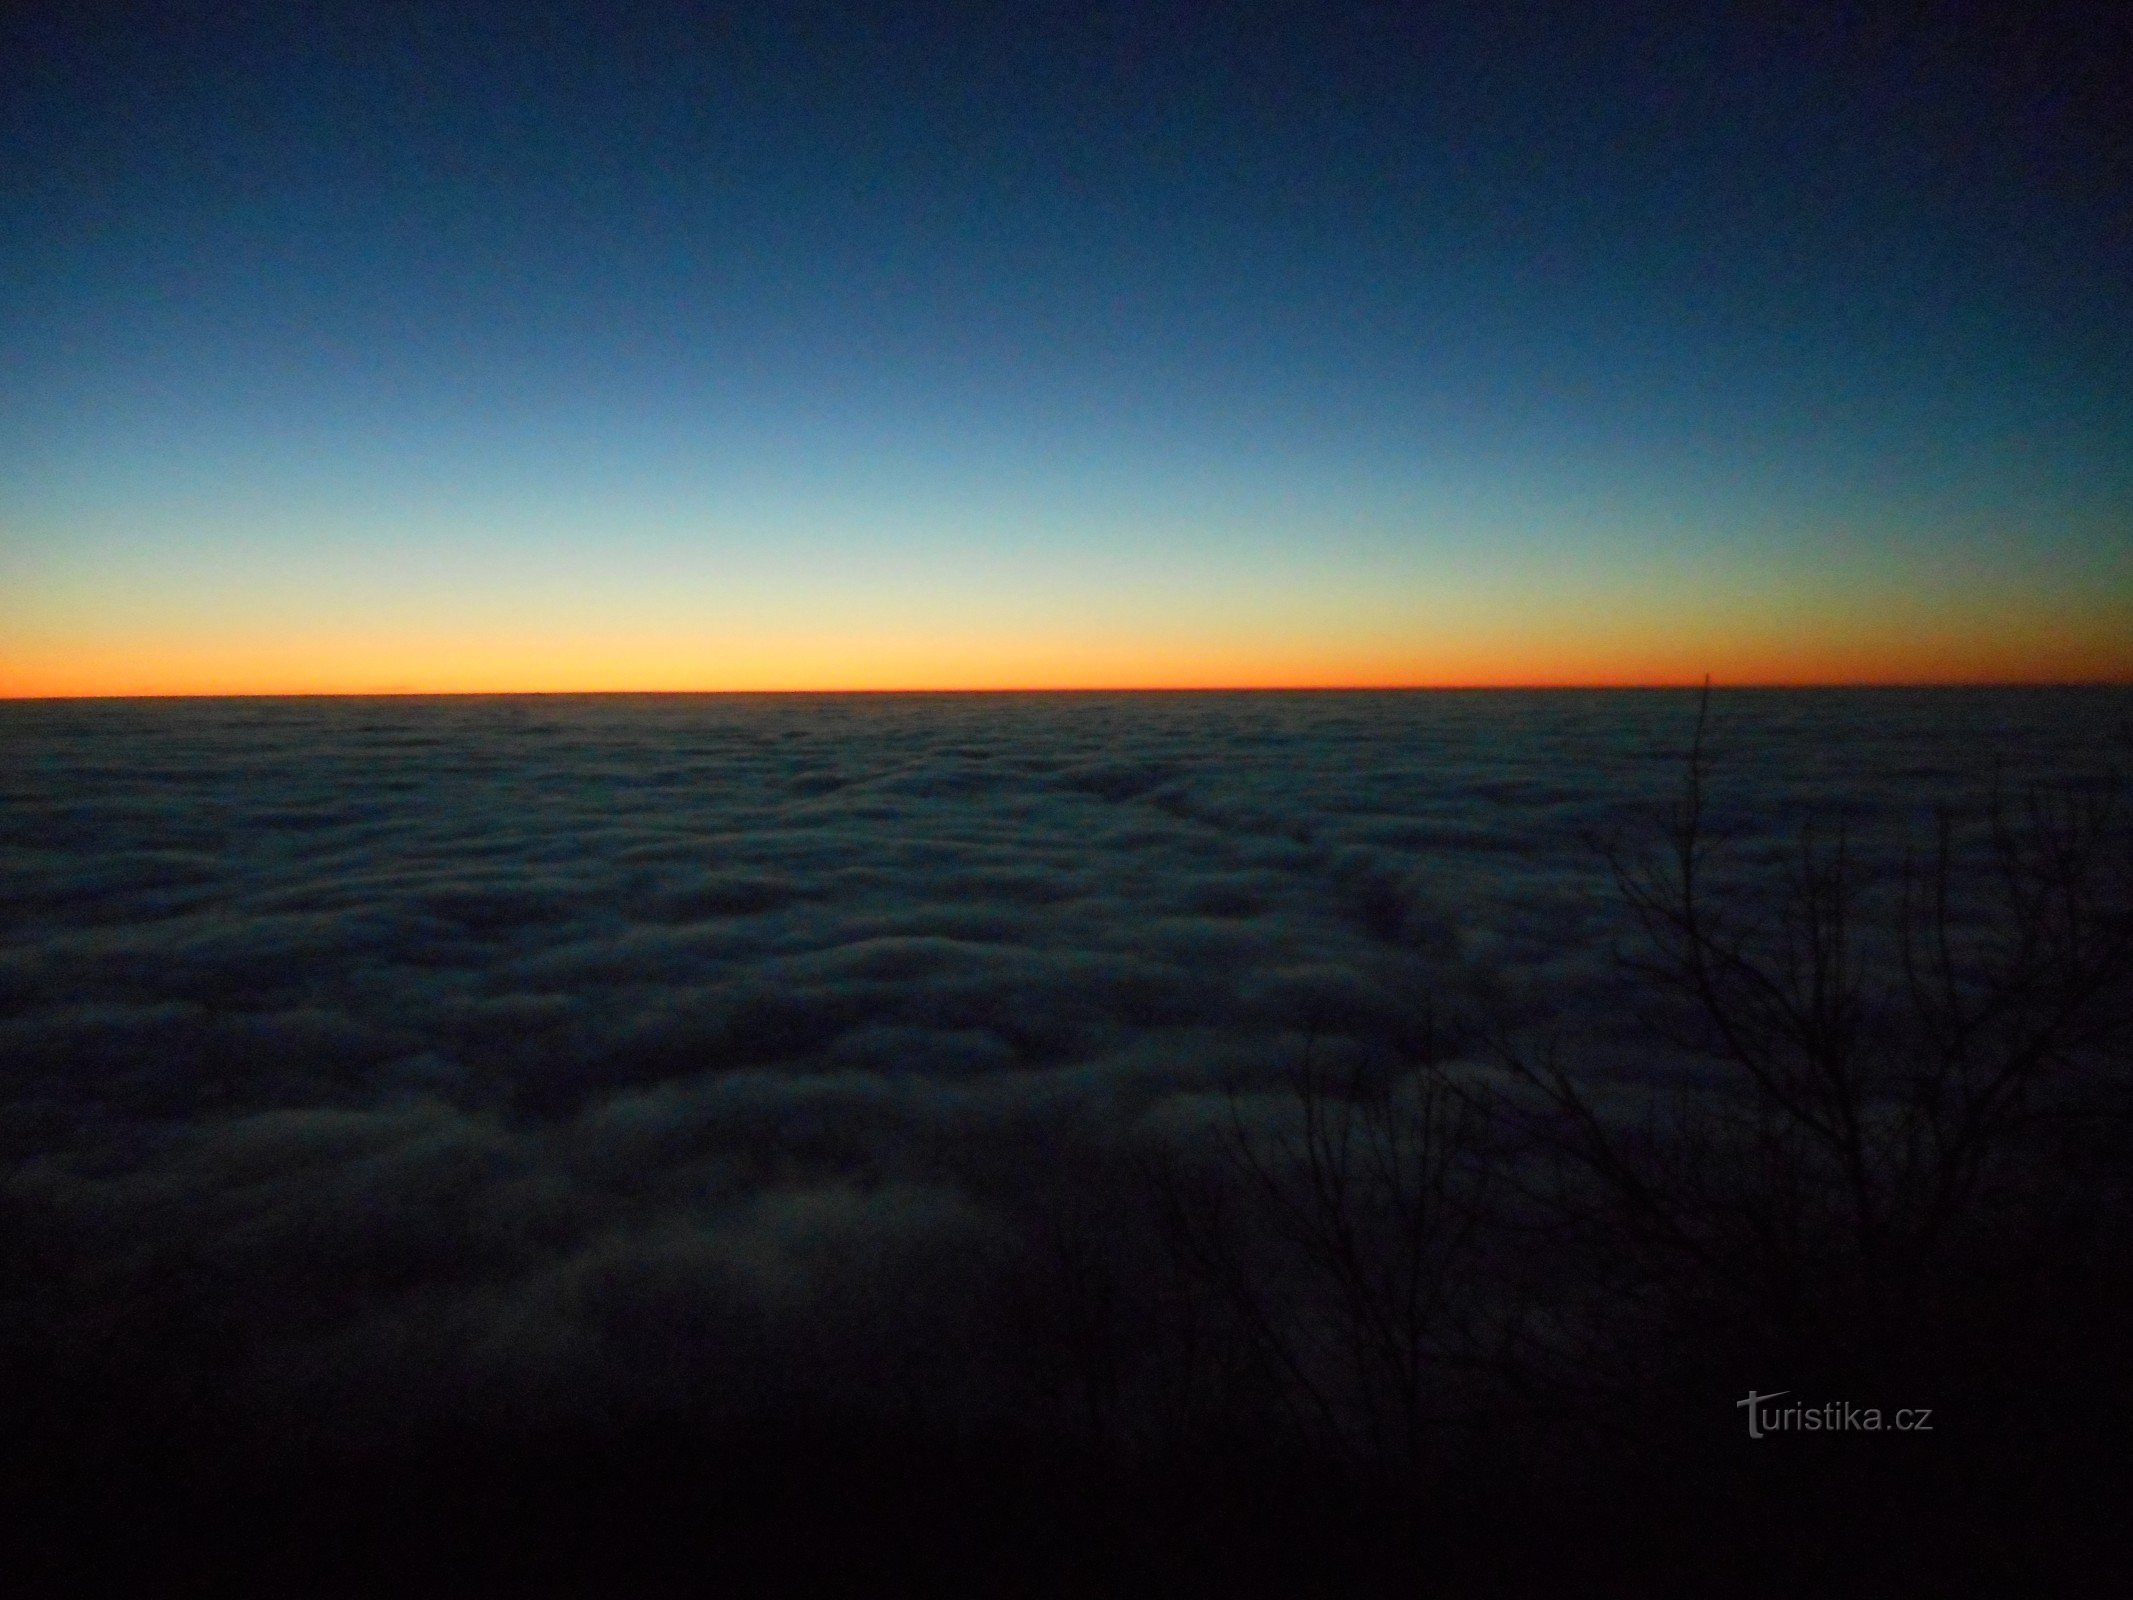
xmin=1150 ymin=1021 xmax=1520 ymax=1479
xmin=1501 ymin=692 xmax=2133 ymax=1412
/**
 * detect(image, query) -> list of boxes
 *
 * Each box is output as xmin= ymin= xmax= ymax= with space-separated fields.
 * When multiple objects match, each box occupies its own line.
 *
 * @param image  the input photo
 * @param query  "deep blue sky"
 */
xmin=4 ymin=2 xmax=2129 ymax=690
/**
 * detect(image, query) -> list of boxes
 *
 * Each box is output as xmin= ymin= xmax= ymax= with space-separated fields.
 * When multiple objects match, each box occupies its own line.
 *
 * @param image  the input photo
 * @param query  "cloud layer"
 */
xmin=2 ymin=688 xmax=2122 ymax=1437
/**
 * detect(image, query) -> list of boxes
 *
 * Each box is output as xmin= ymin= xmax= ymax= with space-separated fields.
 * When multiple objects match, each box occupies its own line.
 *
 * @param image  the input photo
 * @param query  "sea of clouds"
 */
xmin=2 ymin=688 xmax=2122 ymax=1440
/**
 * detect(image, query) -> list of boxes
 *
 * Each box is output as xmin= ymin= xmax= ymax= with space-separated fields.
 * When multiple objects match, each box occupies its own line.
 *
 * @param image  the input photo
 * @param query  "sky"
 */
xmin=3 ymin=0 xmax=2129 ymax=694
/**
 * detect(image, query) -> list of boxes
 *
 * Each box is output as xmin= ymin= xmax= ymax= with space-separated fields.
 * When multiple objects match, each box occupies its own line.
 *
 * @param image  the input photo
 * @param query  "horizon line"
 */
xmin=8 ymin=677 xmax=2132 ymax=703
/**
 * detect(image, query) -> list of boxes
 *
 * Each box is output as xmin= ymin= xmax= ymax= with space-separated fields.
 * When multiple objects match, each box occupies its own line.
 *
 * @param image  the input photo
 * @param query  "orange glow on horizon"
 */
xmin=5 ymin=620 xmax=2129 ymax=698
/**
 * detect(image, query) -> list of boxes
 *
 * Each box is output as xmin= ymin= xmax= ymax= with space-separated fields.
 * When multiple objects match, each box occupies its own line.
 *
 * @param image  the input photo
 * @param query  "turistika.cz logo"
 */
xmin=1737 ymin=1391 xmax=1934 ymax=1438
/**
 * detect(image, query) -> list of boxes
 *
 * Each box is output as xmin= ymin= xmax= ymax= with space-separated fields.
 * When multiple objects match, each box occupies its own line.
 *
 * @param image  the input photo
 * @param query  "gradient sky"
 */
xmin=4 ymin=1 xmax=2129 ymax=694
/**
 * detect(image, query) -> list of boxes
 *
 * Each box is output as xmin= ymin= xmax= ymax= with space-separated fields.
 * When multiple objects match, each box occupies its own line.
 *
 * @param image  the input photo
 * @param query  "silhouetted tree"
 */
xmin=1502 ymin=691 xmax=2133 ymax=1401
